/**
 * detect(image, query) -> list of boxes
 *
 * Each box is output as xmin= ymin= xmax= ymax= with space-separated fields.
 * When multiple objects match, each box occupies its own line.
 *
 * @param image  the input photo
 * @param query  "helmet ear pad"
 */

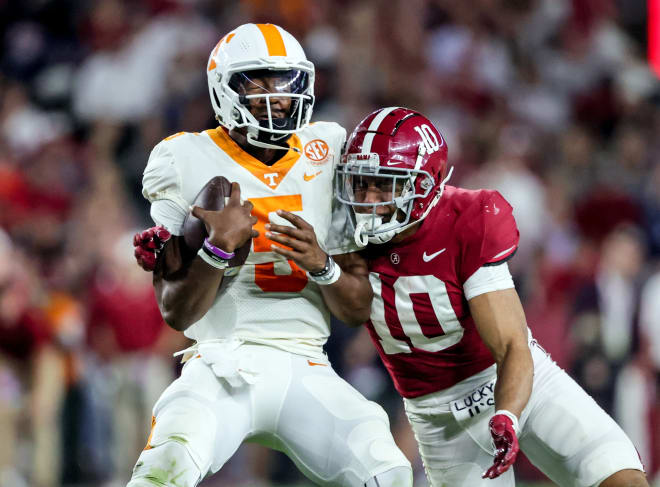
xmin=410 ymin=173 xmax=440 ymax=220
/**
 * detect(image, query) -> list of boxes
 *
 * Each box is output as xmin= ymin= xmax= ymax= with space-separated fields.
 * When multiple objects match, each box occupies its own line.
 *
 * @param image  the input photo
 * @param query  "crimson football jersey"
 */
xmin=363 ymin=186 xmax=520 ymax=398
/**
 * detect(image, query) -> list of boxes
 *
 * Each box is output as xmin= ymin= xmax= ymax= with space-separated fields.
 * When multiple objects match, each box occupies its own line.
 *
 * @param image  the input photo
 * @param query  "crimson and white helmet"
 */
xmin=207 ymin=23 xmax=315 ymax=149
xmin=336 ymin=107 xmax=451 ymax=246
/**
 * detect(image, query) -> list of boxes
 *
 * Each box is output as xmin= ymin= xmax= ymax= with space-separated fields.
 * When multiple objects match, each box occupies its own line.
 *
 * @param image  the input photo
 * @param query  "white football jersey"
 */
xmin=142 ymin=122 xmax=352 ymax=358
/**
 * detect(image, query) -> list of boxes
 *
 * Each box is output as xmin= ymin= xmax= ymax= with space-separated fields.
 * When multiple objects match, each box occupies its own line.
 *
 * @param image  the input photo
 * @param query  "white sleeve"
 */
xmin=463 ymin=262 xmax=515 ymax=301
xmin=150 ymin=200 xmax=188 ymax=235
xmin=142 ymin=141 xmax=190 ymax=235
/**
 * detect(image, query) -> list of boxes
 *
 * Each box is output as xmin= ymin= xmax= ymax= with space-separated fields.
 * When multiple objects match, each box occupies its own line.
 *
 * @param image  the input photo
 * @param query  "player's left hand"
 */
xmin=266 ymin=210 xmax=327 ymax=273
xmin=133 ymin=225 xmax=172 ymax=271
xmin=482 ymin=413 xmax=520 ymax=479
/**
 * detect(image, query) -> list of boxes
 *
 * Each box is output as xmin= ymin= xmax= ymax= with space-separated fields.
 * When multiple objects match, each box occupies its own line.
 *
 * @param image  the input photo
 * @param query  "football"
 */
xmin=182 ymin=176 xmax=252 ymax=267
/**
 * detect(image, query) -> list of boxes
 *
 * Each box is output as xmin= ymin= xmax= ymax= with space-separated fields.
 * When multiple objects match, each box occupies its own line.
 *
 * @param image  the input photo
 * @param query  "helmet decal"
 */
xmin=359 ymin=106 xmax=401 ymax=154
xmin=414 ymin=124 xmax=443 ymax=155
xmin=255 ymin=23 xmax=287 ymax=56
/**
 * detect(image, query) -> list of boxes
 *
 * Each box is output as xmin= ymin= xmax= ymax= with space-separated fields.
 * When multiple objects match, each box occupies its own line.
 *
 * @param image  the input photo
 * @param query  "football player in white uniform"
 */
xmin=127 ymin=24 xmax=412 ymax=487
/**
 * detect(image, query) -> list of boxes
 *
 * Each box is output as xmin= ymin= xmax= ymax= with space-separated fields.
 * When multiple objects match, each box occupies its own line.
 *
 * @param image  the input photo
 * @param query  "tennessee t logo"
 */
xmin=263 ymin=173 xmax=279 ymax=187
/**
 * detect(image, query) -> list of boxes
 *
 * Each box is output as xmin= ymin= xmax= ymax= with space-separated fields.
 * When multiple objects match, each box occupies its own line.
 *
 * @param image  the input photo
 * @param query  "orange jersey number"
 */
xmin=249 ymin=195 xmax=308 ymax=293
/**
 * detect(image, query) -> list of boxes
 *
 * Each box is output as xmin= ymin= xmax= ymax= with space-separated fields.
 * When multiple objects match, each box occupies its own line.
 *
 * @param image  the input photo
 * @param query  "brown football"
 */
xmin=182 ymin=176 xmax=252 ymax=267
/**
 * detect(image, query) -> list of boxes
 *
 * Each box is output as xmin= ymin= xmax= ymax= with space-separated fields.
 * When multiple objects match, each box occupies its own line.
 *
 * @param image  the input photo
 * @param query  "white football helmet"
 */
xmin=207 ymin=23 xmax=315 ymax=150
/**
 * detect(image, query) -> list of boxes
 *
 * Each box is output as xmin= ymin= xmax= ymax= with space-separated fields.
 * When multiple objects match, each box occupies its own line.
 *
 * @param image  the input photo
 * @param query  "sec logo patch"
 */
xmin=304 ymin=139 xmax=330 ymax=164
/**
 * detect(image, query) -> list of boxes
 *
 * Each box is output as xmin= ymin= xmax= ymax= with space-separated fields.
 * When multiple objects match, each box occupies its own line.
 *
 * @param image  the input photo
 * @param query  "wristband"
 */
xmin=307 ymin=255 xmax=342 ymax=286
xmin=493 ymin=409 xmax=520 ymax=435
xmin=309 ymin=254 xmax=332 ymax=277
xmin=197 ymin=247 xmax=229 ymax=270
xmin=203 ymin=238 xmax=235 ymax=260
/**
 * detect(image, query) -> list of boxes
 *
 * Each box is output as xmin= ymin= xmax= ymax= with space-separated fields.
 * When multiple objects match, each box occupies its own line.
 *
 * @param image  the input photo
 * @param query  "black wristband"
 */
xmin=201 ymin=244 xmax=230 ymax=264
xmin=309 ymin=254 xmax=331 ymax=277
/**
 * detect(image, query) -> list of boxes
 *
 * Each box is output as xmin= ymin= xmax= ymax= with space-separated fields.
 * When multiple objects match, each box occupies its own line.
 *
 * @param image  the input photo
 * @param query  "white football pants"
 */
xmin=128 ymin=341 xmax=411 ymax=486
xmin=404 ymin=338 xmax=644 ymax=487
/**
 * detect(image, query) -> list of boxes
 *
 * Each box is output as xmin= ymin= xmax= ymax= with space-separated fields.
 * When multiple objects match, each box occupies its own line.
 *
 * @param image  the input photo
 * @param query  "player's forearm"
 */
xmin=155 ymin=258 xmax=224 ymax=331
xmin=319 ymin=272 xmax=373 ymax=326
xmin=469 ymin=288 xmax=532 ymax=419
xmin=493 ymin=343 xmax=533 ymax=418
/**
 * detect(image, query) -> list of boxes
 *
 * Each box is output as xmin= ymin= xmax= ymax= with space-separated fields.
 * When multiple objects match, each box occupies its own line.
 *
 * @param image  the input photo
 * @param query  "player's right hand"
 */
xmin=133 ymin=225 xmax=171 ymax=271
xmin=482 ymin=413 xmax=519 ymax=479
xmin=191 ymin=182 xmax=258 ymax=252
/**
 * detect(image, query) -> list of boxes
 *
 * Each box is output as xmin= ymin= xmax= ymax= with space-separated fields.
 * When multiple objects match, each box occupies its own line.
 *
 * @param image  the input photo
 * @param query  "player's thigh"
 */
xmin=270 ymin=355 xmax=410 ymax=486
xmin=406 ymin=409 xmax=514 ymax=487
xmin=129 ymin=358 xmax=252 ymax=486
xmin=521 ymin=356 xmax=645 ymax=487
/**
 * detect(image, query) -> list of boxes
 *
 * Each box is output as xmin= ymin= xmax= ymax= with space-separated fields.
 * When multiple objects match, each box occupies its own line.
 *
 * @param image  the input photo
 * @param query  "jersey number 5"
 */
xmin=249 ymin=195 xmax=308 ymax=293
xmin=369 ymin=274 xmax=464 ymax=354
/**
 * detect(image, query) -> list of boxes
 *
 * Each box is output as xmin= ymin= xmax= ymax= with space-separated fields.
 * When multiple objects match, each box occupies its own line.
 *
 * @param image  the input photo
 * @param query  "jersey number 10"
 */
xmin=369 ymin=274 xmax=464 ymax=353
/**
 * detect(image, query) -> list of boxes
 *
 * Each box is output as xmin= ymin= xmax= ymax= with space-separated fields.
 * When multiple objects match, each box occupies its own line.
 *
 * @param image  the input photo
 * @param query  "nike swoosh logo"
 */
xmin=386 ymin=161 xmax=400 ymax=166
xmin=303 ymin=170 xmax=322 ymax=181
xmin=422 ymin=248 xmax=446 ymax=262
xmin=490 ymin=244 xmax=516 ymax=260
xmin=307 ymin=360 xmax=327 ymax=367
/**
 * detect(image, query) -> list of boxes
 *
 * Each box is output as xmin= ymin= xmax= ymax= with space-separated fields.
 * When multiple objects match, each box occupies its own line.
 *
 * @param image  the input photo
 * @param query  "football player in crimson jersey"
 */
xmin=318 ymin=107 xmax=646 ymax=487
xmin=254 ymin=107 xmax=648 ymax=486
xmin=127 ymin=25 xmax=412 ymax=487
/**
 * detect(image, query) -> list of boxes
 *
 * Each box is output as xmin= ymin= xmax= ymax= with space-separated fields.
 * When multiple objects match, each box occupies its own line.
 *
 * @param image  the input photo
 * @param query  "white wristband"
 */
xmin=494 ymin=409 xmax=520 ymax=435
xmin=307 ymin=259 xmax=342 ymax=286
xmin=197 ymin=247 xmax=228 ymax=270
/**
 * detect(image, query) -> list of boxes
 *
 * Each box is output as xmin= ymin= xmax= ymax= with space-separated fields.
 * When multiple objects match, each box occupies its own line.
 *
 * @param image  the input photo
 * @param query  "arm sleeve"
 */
xmin=457 ymin=190 xmax=520 ymax=284
xmin=142 ymin=141 xmax=190 ymax=235
xmin=463 ymin=262 xmax=515 ymax=300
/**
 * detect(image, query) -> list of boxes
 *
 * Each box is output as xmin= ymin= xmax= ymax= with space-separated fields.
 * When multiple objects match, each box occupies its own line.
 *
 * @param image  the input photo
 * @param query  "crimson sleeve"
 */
xmin=457 ymin=190 xmax=520 ymax=284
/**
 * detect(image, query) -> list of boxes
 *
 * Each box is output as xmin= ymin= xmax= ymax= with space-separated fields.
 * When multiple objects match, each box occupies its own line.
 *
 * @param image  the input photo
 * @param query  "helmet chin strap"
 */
xmin=246 ymin=132 xmax=299 ymax=152
xmin=353 ymin=217 xmax=371 ymax=247
xmin=352 ymin=166 xmax=454 ymax=247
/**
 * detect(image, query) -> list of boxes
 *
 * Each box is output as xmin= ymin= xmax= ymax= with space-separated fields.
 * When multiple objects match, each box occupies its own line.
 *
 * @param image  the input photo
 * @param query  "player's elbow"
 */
xmin=336 ymin=288 xmax=373 ymax=326
xmin=156 ymin=285 xmax=203 ymax=331
xmin=164 ymin=316 xmax=190 ymax=332
xmin=497 ymin=339 xmax=532 ymax=368
xmin=342 ymin=316 xmax=369 ymax=327
xmin=161 ymin=309 xmax=193 ymax=332
xmin=336 ymin=305 xmax=372 ymax=327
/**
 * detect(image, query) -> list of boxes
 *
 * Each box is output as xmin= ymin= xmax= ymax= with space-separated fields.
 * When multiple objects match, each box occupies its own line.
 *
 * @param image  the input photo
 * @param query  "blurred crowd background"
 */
xmin=0 ymin=0 xmax=658 ymax=486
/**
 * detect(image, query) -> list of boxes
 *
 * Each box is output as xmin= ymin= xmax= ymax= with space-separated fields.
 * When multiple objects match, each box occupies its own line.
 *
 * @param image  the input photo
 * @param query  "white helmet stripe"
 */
xmin=361 ymin=106 xmax=400 ymax=154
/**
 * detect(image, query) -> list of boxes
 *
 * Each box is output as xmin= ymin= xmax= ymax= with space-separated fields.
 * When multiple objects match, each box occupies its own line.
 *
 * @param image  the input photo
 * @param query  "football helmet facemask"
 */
xmin=336 ymin=107 xmax=452 ymax=246
xmin=207 ymin=23 xmax=315 ymax=150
